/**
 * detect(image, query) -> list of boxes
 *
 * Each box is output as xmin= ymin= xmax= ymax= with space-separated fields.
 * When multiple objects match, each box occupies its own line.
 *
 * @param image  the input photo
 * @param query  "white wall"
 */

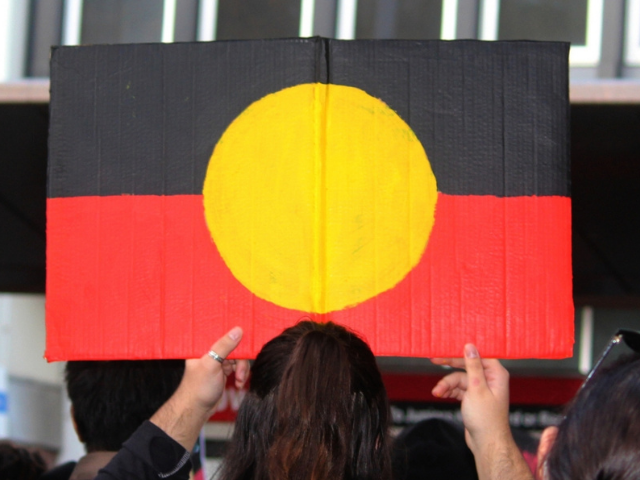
xmin=0 ymin=293 xmax=63 ymax=383
xmin=0 ymin=292 xmax=84 ymax=457
xmin=57 ymin=396 xmax=85 ymax=464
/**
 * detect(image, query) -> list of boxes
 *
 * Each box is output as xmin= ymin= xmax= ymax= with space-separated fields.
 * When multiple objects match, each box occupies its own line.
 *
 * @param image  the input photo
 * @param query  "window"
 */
xmin=625 ymin=0 xmax=640 ymax=66
xmin=355 ymin=0 xmax=442 ymax=39
xmin=26 ymin=0 xmax=64 ymax=78
xmin=79 ymin=0 xmax=164 ymax=45
xmin=214 ymin=0 xmax=301 ymax=40
xmin=480 ymin=0 xmax=604 ymax=66
xmin=20 ymin=0 xmax=469 ymax=78
xmin=26 ymin=0 xmax=182 ymax=77
xmin=336 ymin=0 xmax=457 ymax=40
xmin=59 ymin=0 xmax=197 ymax=45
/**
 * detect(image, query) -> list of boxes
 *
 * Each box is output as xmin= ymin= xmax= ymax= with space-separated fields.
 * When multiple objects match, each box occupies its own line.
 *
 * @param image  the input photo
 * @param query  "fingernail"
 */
xmin=228 ymin=327 xmax=242 ymax=341
xmin=465 ymin=344 xmax=478 ymax=359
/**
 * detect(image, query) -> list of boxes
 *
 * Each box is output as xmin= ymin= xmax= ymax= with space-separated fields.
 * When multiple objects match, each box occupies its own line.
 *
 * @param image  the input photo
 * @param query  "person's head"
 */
xmin=537 ymin=353 xmax=640 ymax=480
xmin=220 ymin=320 xmax=392 ymax=480
xmin=0 ymin=443 xmax=46 ymax=480
xmin=392 ymin=419 xmax=478 ymax=480
xmin=65 ymin=359 xmax=185 ymax=452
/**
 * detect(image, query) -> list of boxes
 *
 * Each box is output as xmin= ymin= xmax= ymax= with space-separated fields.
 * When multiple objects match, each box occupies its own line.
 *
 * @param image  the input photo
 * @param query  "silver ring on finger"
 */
xmin=208 ymin=350 xmax=225 ymax=364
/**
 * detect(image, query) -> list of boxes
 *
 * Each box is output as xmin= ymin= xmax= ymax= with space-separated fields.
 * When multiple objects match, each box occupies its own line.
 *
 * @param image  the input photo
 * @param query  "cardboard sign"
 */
xmin=46 ymin=38 xmax=573 ymax=361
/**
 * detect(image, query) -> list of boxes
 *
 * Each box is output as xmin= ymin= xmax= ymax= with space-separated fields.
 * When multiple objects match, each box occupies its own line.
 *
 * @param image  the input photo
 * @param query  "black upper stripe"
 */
xmin=48 ymin=38 xmax=569 ymax=198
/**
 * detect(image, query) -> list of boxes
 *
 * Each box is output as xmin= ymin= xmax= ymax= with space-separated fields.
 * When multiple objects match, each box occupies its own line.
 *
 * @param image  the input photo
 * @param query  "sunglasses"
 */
xmin=578 ymin=329 xmax=640 ymax=396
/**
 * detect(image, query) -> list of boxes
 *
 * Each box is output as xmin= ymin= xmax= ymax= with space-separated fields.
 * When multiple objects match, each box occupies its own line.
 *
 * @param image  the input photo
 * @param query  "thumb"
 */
xmin=464 ymin=344 xmax=487 ymax=392
xmin=205 ymin=326 xmax=243 ymax=361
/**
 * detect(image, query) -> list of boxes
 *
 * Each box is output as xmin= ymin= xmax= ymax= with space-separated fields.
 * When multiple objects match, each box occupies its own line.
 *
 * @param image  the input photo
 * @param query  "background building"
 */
xmin=1 ymin=0 xmax=639 ymax=475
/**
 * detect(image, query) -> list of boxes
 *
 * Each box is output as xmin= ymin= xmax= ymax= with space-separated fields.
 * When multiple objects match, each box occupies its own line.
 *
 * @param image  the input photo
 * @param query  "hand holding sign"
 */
xmin=151 ymin=326 xmax=249 ymax=451
xmin=431 ymin=346 xmax=534 ymax=480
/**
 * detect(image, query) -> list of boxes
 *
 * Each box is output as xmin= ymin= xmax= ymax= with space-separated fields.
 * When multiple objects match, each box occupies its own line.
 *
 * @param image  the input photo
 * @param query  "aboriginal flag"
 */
xmin=46 ymin=38 xmax=572 ymax=361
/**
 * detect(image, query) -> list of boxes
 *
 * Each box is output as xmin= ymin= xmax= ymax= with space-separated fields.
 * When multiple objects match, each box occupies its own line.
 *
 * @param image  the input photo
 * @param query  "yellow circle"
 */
xmin=203 ymin=83 xmax=437 ymax=313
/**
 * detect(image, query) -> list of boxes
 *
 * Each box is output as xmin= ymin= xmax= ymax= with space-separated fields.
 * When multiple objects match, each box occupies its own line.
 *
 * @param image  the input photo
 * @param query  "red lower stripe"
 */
xmin=46 ymin=193 xmax=573 ymax=360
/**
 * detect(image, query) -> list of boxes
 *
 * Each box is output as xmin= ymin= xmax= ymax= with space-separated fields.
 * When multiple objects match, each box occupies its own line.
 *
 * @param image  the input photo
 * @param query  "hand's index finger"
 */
xmin=463 ymin=344 xmax=488 ymax=391
xmin=432 ymin=371 xmax=469 ymax=400
xmin=235 ymin=360 xmax=251 ymax=389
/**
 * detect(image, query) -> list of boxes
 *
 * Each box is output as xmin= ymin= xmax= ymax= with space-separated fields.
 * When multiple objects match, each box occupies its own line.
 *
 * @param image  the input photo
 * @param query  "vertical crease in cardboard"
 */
xmin=160 ymin=50 xmax=167 ymax=358
xmin=500 ymin=52 xmax=509 ymax=355
xmin=406 ymin=56 xmax=414 ymax=355
xmin=93 ymin=47 xmax=105 ymax=359
xmin=311 ymin=38 xmax=330 ymax=313
xmin=190 ymin=45 xmax=196 ymax=355
xmin=128 ymin=193 xmax=135 ymax=357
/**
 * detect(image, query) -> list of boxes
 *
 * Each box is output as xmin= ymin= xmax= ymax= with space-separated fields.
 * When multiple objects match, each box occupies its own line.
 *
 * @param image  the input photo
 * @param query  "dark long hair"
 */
xmin=219 ymin=321 xmax=392 ymax=480
xmin=546 ymin=353 xmax=640 ymax=480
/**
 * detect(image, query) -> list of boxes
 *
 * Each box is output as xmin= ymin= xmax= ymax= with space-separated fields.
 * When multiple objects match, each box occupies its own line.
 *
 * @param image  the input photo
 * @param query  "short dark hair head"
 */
xmin=65 ymin=360 xmax=185 ymax=452
xmin=547 ymin=353 xmax=640 ymax=480
xmin=219 ymin=320 xmax=392 ymax=480
xmin=0 ymin=443 xmax=46 ymax=480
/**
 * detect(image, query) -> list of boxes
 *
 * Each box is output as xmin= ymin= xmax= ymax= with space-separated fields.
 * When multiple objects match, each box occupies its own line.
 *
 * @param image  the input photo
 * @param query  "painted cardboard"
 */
xmin=46 ymin=38 xmax=573 ymax=361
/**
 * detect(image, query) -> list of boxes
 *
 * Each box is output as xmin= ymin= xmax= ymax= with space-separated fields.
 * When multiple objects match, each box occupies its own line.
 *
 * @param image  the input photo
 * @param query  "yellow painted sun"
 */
xmin=203 ymin=83 xmax=437 ymax=313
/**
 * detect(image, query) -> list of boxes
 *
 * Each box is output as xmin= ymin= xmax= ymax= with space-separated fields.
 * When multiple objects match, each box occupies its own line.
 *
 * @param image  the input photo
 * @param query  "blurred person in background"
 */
xmin=392 ymin=418 xmax=479 ymax=480
xmin=40 ymin=360 xmax=184 ymax=480
xmin=0 ymin=442 xmax=46 ymax=480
